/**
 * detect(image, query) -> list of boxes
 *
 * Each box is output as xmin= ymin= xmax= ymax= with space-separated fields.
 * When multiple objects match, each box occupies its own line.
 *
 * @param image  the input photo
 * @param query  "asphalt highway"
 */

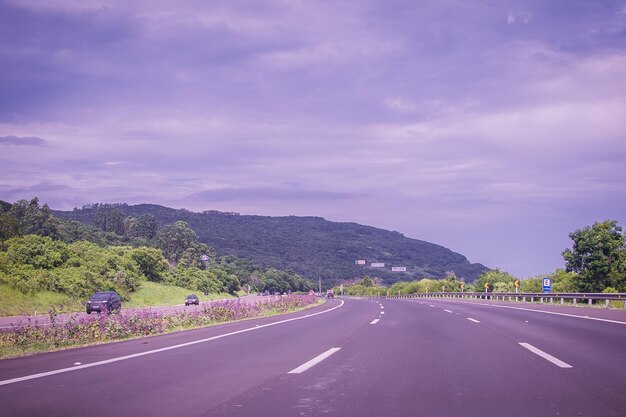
xmin=1 ymin=297 xmax=624 ymax=417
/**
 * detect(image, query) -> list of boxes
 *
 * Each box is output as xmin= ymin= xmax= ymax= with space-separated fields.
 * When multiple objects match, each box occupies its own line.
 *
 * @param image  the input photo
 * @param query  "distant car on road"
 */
xmin=185 ymin=294 xmax=200 ymax=306
xmin=86 ymin=291 xmax=122 ymax=314
xmin=326 ymin=290 xmax=335 ymax=298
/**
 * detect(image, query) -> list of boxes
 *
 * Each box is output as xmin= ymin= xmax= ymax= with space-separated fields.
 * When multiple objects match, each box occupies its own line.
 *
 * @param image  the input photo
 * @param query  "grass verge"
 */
xmin=0 ymin=295 xmax=324 ymax=360
xmin=0 ymin=282 xmax=236 ymax=317
xmin=0 ymin=285 xmax=83 ymax=316
xmin=124 ymin=281 xmax=234 ymax=308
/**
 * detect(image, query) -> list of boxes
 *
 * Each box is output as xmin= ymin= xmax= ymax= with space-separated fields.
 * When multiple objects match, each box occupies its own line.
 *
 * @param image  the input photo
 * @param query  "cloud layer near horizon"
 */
xmin=1 ymin=0 xmax=625 ymax=276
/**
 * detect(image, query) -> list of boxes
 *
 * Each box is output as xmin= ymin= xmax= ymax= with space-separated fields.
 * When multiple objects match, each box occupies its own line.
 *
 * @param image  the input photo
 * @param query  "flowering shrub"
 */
xmin=0 ymin=294 xmax=319 ymax=358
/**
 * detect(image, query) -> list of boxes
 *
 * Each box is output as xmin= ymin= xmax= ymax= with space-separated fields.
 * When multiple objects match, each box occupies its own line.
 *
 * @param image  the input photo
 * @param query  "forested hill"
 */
xmin=55 ymin=204 xmax=490 ymax=284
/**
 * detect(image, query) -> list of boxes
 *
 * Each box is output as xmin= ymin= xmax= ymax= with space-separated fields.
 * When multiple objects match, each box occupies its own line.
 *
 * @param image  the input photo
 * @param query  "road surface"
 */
xmin=1 ymin=297 xmax=625 ymax=417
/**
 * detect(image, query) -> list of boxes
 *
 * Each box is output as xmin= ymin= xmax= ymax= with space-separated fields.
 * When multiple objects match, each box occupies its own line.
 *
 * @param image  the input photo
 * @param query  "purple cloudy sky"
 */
xmin=1 ymin=0 xmax=625 ymax=277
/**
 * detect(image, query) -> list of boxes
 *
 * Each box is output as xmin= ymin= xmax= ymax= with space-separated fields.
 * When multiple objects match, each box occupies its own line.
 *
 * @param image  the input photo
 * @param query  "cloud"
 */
xmin=0 ymin=136 xmax=46 ymax=146
xmin=507 ymin=11 xmax=532 ymax=25
xmin=189 ymin=187 xmax=363 ymax=203
xmin=1 ymin=0 xmax=625 ymax=277
xmin=384 ymin=97 xmax=417 ymax=113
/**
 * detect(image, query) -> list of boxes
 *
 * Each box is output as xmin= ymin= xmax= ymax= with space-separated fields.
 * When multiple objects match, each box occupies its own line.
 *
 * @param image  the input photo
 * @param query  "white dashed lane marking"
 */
xmin=288 ymin=348 xmax=342 ymax=374
xmin=518 ymin=343 xmax=572 ymax=368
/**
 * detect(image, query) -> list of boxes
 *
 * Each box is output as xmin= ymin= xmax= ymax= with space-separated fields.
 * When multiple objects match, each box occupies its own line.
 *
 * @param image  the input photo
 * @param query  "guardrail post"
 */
xmin=560 ymin=298 xmax=564 ymax=305
xmin=573 ymin=298 xmax=577 ymax=304
xmin=530 ymin=297 xmax=534 ymax=303
xmin=605 ymin=299 xmax=610 ymax=308
xmin=588 ymin=298 xmax=592 ymax=306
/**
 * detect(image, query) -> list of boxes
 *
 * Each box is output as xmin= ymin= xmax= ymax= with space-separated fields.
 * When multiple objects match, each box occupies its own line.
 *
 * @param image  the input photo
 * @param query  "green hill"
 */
xmin=55 ymin=204 xmax=490 ymax=284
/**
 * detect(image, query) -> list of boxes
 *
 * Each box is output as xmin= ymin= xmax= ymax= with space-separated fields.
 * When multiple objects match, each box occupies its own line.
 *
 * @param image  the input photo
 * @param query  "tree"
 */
xmin=563 ymin=220 xmax=626 ymax=292
xmin=135 ymin=214 xmax=158 ymax=240
xmin=124 ymin=214 xmax=159 ymax=240
xmin=123 ymin=216 xmax=137 ymax=238
xmin=0 ymin=212 xmax=19 ymax=242
xmin=222 ymin=274 xmax=241 ymax=294
xmin=155 ymin=221 xmax=198 ymax=263
xmin=178 ymin=242 xmax=214 ymax=269
xmin=6 ymin=198 xmax=60 ymax=239
xmin=93 ymin=204 xmax=125 ymax=235
xmin=127 ymin=247 xmax=169 ymax=282
xmin=550 ymin=269 xmax=577 ymax=292
xmin=475 ymin=269 xmax=516 ymax=291
xmin=4 ymin=235 xmax=70 ymax=269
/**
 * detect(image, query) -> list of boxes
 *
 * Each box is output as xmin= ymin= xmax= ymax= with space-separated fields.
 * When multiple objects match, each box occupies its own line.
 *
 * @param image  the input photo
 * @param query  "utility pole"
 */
xmin=318 ymin=276 xmax=321 ymax=295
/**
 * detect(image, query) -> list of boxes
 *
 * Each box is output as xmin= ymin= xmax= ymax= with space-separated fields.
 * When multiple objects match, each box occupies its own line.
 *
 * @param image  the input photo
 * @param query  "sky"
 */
xmin=1 ymin=0 xmax=625 ymax=278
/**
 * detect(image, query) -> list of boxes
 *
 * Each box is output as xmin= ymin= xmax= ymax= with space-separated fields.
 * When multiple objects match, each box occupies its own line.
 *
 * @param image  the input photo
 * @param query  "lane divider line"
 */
xmin=518 ymin=342 xmax=572 ymax=368
xmin=288 ymin=348 xmax=341 ymax=374
xmin=418 ymin=299 xmax=626 ymax=325
xmin=370 ymin=319 xmax=380 ymax=325
xmin=0 ymin=300 xmax=345 ymax=387
xmin=467 ymin=318 xmax=480 ymax=323
xmin=444 ymin=309 xmax=453 ymax=313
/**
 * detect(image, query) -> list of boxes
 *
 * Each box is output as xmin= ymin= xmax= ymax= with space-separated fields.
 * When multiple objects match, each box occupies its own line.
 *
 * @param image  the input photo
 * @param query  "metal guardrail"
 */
xmin=379 ymin=292 xmax=626 ymax=308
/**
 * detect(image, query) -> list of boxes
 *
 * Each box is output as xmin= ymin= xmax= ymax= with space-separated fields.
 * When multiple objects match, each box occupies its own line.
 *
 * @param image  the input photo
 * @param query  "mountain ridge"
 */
xmin=54 ymin=203 xmax=490 ymax=284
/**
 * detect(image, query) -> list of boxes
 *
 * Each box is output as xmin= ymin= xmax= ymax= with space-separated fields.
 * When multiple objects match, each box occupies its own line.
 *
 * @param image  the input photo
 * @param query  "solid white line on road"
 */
xmin=429 ymin=305 xmax=435 ymax=308
xmin=380 ymin=306 xmax=384 ymax=309
xmin=444 ymin=309 xmax=453 ymax=313
xmin=370 ymin=319 xmax=380 ymax=325
xmin=518 ymin=342 xmax=572 ymax=368
xmin=288 ymin=348 xmax=341 ymax=374
xmin=380 ymin=311 xmax=385 ymax=315
xmin=467 ymin=318 xmax=480 ymax=323
xmin=0 ymin=300 xmax=345 ymax=387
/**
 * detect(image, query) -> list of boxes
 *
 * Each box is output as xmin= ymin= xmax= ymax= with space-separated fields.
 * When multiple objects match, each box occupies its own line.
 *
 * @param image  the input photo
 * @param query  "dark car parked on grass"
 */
xmin=86 ymin=291 xmax=122 ymax=314
xmin=185 ymin=294 xmax=200 ymax=306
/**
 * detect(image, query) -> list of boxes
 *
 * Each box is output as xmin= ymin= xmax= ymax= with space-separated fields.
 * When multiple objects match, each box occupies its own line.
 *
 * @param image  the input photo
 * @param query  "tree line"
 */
xmin=0 ymin=198 xmax=314 ymax=300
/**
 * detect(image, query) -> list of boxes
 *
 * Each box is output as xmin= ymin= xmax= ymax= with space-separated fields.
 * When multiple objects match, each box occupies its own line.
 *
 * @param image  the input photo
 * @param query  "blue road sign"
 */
xmin=542 ymin=278 xmax=552 ymax=293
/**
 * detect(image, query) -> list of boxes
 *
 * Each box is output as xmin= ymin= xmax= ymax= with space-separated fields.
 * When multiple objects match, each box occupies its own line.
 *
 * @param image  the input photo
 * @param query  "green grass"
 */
xmin=0 ymin=282 xmax=235 ymax=317
xmin=0 ymin=284 xmax=83 ymax=316
xmin=125 ymin=281 xmax=234 ymax=308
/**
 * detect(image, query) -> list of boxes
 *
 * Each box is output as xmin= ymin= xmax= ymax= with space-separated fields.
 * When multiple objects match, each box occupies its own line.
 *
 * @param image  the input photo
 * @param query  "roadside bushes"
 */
xmin=167 ymin=267 xmax=241 ymax=295
xmin=0 ymin=234 xmax=311 ymax=303
xmin=0 ymin=236 xmax=148 ymax=299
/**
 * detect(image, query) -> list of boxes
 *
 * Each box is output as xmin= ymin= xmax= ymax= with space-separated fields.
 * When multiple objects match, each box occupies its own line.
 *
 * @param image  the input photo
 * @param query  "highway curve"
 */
xmin=1 ymin=297 xmax=625 ymax=417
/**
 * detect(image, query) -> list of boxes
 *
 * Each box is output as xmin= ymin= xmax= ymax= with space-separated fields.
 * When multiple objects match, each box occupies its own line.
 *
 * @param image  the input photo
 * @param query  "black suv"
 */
xmin=86 ymin=291 xmax=122 ymax=314
xmin=185 ymin=294 xmax=200 ymax=306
